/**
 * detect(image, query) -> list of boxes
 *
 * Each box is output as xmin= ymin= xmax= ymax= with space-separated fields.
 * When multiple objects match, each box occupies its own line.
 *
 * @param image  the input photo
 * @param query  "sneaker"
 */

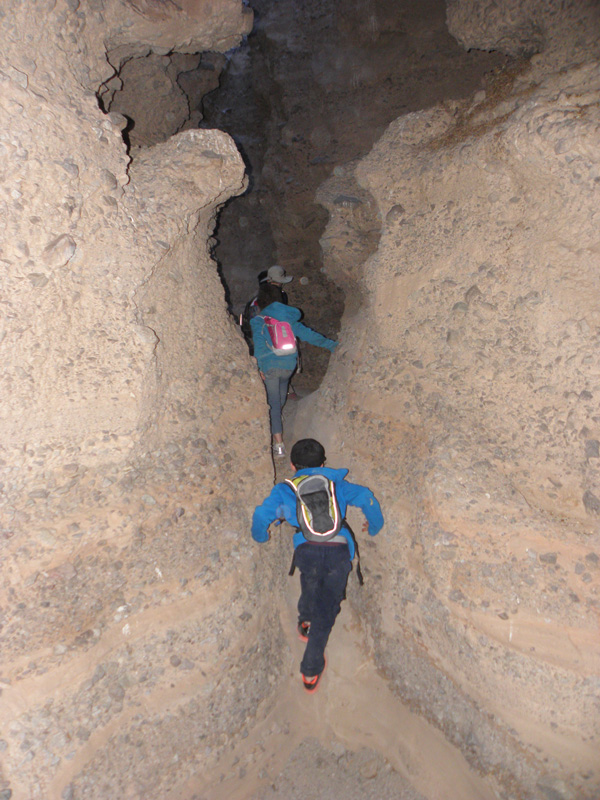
xmin=301 ymin=658 xmax=326 ymax=694
xmin=297 ymin=620 xmax=311 ymax=642
xmin=273 ymin=442 xmax=286 ymax=457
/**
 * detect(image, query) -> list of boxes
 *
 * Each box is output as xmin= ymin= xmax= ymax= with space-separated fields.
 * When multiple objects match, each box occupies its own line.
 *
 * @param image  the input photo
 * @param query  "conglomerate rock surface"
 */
xmin=0 ymin=2 xmax=281 ymax=799
xmin=98 ymin=0 xmax=511 ymax=396
xmin=446 ymin=0 xmax=600 ymax=59
xmin=206 ymin=0 xmax=511 ymax=337
xmin=182 ymin=0 xmax=511 ymax=403
xmin=293 ymin=5 xmax=600 ymax=798
xmin=2 ymin=0 xmax=600 ymax=799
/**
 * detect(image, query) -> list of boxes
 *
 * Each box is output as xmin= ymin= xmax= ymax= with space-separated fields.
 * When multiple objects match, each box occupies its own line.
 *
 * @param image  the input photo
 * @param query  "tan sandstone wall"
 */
xmin=0 ymin=2 xmax=284 ymax=798
xmin=293 ymin=3 xmax=600 ymax=798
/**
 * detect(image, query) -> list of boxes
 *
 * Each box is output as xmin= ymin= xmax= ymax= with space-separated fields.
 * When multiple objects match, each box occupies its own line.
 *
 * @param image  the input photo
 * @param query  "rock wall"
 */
xmin=446 ymin=0 xmax=599 ymax=59
xmin=101 ymin=51 xmax=228 ymax=149
xmin=3 ymin=0 xmax=600 ymax=797
xmin=205 ymin=0 xmax=510 ymax=316
xmin=0 ymin=2 xmax=283 ymax=798
xmin=293 ymin=9 xmax=600 ymax=799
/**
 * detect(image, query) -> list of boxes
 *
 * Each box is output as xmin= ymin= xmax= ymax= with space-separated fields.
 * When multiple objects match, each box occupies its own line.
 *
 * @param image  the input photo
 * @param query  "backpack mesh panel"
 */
xmin=303 ymin=489 xmax=334 ymax=533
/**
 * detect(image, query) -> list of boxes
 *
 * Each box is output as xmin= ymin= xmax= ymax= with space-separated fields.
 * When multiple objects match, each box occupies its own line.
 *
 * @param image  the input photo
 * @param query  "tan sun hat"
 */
xmin=267 ymin=265 xmax=293 ymax=284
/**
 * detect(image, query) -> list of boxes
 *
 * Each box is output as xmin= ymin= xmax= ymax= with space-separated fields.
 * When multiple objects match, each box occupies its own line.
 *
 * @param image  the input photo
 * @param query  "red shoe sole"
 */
xmin=301 ymin=657 xmax=326 ymax=694
xmin=297 ymin=623 xmax=310 ymax=642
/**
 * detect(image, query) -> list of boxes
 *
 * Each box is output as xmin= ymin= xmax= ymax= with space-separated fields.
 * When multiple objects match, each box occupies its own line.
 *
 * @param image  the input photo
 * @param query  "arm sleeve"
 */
xmin=292 ymin=320 xmax=338 ymax=352
xmin=342 ymin=481 xmax=384 ymax=536
xmin=251 ymin=486 xmax=288 ymax=542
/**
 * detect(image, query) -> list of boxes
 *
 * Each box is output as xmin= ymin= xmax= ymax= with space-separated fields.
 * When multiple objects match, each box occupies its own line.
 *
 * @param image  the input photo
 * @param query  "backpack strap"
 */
xmin=258 ymin=315 xmax=276 ymax=355
xmin=284 ymin=478 xmax=303 ymax=535
xmin=288 ymin=548 xmax=297 ymax=577
xmin=342 ymin=519 xmax=364 ymax=586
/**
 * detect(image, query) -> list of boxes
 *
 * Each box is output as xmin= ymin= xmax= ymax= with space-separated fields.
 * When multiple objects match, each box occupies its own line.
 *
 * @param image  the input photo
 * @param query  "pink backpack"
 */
xmin=261 ymin=315 xmax=297 ymax=355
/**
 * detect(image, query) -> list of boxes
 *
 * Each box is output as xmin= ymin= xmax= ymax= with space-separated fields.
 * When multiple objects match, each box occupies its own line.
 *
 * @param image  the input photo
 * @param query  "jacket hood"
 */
xmin=259 ymin=302 xmax=301 ymax=322
xmin=294 ymin=466 xmax=350 ymax=482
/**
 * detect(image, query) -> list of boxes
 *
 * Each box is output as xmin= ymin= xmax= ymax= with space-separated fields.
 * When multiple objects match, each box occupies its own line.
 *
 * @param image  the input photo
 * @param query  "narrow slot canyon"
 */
xmin=1 ymin=2 xmax=599 ymax=800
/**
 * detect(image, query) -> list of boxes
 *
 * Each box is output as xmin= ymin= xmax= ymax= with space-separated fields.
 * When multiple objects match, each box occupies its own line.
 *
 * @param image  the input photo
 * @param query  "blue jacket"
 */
xmin=251 ymin=467 xmax=384 ymax=559
xmin=250 ymin=302 xmax=337 ymax=373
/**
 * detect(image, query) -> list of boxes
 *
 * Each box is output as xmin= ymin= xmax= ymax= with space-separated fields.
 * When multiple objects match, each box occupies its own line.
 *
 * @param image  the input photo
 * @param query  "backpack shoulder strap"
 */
xmin=343 ymin=519 xmax=364 ymax=586
xmin=284 ymin=478 xmax=301 ymax=516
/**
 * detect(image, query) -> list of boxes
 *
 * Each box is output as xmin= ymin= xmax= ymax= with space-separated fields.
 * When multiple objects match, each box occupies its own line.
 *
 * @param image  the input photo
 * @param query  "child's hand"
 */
xmin=362 ymin=521 xmax=369 ymax=533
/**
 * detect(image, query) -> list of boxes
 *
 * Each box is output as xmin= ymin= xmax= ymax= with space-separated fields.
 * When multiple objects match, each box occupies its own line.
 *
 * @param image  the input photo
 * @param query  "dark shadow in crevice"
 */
xmin=95 ymin=58 xmax=136 ymax=155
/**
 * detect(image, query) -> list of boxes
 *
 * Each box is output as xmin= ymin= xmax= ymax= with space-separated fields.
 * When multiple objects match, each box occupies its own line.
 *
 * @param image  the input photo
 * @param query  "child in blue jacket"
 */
xmin=250 ymin=284 xmax=337 ymax=459
xmin=252 ymin=438 xmax=384 ymax=692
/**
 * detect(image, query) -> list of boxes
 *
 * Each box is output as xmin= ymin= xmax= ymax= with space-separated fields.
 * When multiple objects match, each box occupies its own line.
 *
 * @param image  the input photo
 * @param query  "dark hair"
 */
xmin=258 ymin=270 xmax=268 ymax=284
xmin=290 ymin=439 xmax=326 ymax=469
xmin=256 ymin=283 xmax=284 ymax=310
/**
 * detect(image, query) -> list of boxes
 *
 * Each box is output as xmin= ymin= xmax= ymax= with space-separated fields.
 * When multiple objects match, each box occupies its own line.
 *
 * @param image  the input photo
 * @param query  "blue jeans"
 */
xmin=263 ymin=367 xmax=295 ymax=436
xmin=294 ymin=543 xmax=351 ymax=677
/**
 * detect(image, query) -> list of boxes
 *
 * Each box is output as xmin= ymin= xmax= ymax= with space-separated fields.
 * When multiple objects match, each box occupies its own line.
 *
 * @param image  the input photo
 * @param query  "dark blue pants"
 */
xmin=294 ymin=543 xmax=351 ymax=677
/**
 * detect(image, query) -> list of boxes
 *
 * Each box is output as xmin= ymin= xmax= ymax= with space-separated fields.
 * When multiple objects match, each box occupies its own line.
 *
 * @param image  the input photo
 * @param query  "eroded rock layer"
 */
xmin=3 ymin=0 xmax=600 ymax=797
xmin=0 ymin=2 xmax=281 ymax=798
xmin=293 ymin=5 xmax=600 ymax=797
xmin=210 ymin=0 xmax=509 ymax=307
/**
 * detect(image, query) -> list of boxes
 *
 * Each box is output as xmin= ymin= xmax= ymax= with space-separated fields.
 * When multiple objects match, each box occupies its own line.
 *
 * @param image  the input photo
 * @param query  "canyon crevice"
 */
xmin=1 ymin=1 xmax=599 ymax=799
